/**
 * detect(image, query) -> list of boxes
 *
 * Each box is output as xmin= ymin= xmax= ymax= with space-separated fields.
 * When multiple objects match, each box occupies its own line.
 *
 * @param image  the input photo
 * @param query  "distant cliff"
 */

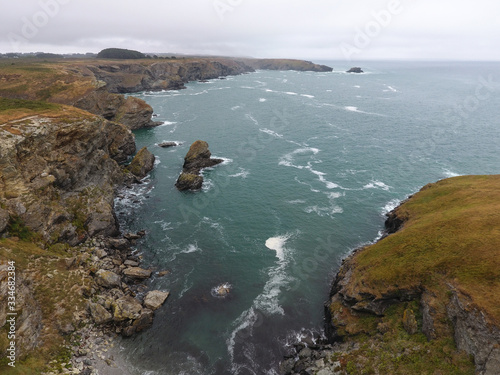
xmin=282 ymin=175 xmax=500 ymax=375
xmin=0 ymin=57 xmax=332 ymax=131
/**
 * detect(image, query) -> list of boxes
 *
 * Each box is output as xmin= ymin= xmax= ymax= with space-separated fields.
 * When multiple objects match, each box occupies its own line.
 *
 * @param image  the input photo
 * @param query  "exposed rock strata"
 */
xmin=0 ymin=109 xmax=136 ymax=245
xmin=74 ymin=88 xmax=159 ymax=130
xmin=175 ymin=140 xmax=223 ymax=191
xmin=125 ymin=147 xmax=156 ymax=179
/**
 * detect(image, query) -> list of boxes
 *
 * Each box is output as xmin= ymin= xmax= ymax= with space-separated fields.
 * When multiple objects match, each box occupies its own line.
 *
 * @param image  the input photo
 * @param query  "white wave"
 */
xmin=300 ymin=94 xmax=315 ymax=98
xmin=189 ymin=90 xmax=208 ymax=96
xmin=326 ymin=191 xmax=343 ymax=200
xmin=363 ymin=180 xmax=392 ymax=191
xmin=287 ymin=199 xmax=306 ymax=204
xmin=201 ymin=178 xmax=214 ymax=192
xmin=265 ymin=234 xmax=291 ymax=262
xmin=211 ymin=156 xmax=233 ymax=165
xmin=227 ymin=233 xmax=297 ymax=370
xmin=308 ymin=167 xmax=339 ymax=189
xmin=354 ymin=85 xmax=361 ymax=88
xmin=305 ymin=205 xmax=343 ymax=216
xmin=259 ymin=128 xmax=284 ymax=138
xmin=384 ymin=85 xmax=399 ymax=92
xmin=265 ymin=89 xmax=275 ymax=93
xmin=245 ymin=113 xmax=259 ymax=126
xmin=326 ymin=89 xmax=333 ymax=92
xmin=345 ymin=106 xmax=360 ymax=112
xmin=382 ymin=198 xmax=401 ymax=215
xmin=229 ymin=167 xmax=250 ymax=178
xmin=158 ymin=121 xmax=178 ymax=126
xmin=443 ymin=169 xmax=461 ymax=178
xmin=154 ymin=220 xmax=173 ymax=231
xmin=284 ymin=91 xmax=298 ymax=96
xmin=258 ymin=98 xmax=267 ymax=102
xmin=181 ymin=243 xmax=202 ymax=254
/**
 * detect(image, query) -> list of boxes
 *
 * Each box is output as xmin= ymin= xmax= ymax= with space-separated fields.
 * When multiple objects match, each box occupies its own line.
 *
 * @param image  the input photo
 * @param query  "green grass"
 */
xmin=353 ymin=175 xmax=500 ymax=323
xmin=0 ymin=97 xmax=59 ymax=112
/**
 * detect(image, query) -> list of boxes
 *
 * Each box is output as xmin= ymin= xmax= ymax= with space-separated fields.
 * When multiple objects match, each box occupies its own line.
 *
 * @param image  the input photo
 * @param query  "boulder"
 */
xmin=175 ymin=172 xmax=203 ymax=191
xmin=0 ymin=208 xmax=9 ymax=233
xmin=122 ymin=308 xmax=154 ymax=337
xmin=95 ymin=269 xmax=121 ymax=289
xmin=88 ymin=302 xmax=112 ymax=325
xmin=107 ymin=238 xmax=130 ymax=250
xmin=123 ymin=267 xmax=152 ymax=280
xmin=126 ymin=147 xmax=155 ymax=179
xmin=112 ymin=296 xmax=142 ymax=322
xmin=143 ymin=290 xmax=170 ymax=310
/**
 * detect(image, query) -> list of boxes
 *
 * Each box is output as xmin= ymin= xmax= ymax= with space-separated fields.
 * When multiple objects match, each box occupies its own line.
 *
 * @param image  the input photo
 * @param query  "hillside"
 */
xmin=283 ymin=175 xmax=500 ymax=375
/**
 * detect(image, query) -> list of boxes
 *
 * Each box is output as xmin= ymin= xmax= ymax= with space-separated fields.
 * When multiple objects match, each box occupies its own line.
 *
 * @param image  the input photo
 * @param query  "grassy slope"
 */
xmin=0 ymin=238 xmax=92 ymax=374
xmin=354 ymin=175 xmax=500 ymax=323
xmin=329 ymin=175 xmax=500 ymax=374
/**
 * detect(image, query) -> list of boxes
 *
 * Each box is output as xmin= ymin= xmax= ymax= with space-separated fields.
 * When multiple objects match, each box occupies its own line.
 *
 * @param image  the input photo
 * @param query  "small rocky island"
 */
xmin=346 ymin=67 xmax=363 ymax=73
xmin=175 ymin=140 xmax=223 ymax=191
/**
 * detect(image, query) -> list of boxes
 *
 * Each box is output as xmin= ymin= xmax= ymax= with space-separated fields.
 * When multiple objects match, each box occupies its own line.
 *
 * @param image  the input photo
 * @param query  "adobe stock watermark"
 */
xmin=213 ymin=0 xmax=243 ymax=22
xmin=7 ymin=0 xmax=72 ymax=52
xmin=340 ymin=0 xmax=403 ymax=60
xmin=3 ymin=261 xmax=17 ymax=368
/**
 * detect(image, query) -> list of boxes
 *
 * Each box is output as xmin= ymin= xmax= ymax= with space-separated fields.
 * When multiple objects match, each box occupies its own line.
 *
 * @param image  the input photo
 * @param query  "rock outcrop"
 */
xmin=242 ymin=58 xmax=333 ymax=72
xmin=284 ymin=175 xmax=500 ymax=375
xmin=0 ymin=105 xmax=137 ymax=245
xmin=175 ymin=140 xmax=223 ymax=191
xmin=74 ymin=88 xmax=159 ymax=130
xmin=125 ymin=147 xmax=156 ymax=179
xmin=346 ymin=67 xmax=363 ymax=73
xmin=84 ymin=59 xmax=255 ymax=93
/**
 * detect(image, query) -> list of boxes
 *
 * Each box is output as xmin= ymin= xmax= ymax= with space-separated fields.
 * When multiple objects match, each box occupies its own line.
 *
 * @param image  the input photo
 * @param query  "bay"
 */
xmin=115 ymin=61 xmax=500 ymax=375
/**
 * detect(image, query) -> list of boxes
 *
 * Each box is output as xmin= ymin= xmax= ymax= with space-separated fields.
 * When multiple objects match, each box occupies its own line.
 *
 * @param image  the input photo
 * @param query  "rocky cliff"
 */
xmin=175 ymin=140 xmax=223 ymax=191
xmin=0 ymin=99 xmax=136 ymax=245
xmin=283 ymin=175 xmax=500 ymax=375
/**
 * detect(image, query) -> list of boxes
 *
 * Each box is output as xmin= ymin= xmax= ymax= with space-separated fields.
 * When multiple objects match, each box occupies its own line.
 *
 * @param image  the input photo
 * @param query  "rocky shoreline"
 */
xmin=280 ymin=176 xmax=500 ymax=375
xmin=0 ymin=57 xmax=335 ymax=373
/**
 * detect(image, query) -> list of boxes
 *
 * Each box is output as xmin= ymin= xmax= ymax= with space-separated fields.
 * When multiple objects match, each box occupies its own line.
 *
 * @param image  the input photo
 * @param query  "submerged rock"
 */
xmin=158 ymin=141 xmax=179 ymax=148
xmin=211 ymin=282 xmax=232 ymax=298
xmin=175 ymin=140 xmax=223 ymax=191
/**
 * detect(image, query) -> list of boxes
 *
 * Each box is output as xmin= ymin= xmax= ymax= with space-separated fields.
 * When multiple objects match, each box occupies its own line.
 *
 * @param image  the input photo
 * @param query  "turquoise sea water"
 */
xmin=115 ymin=61 xmax=500 ymax=374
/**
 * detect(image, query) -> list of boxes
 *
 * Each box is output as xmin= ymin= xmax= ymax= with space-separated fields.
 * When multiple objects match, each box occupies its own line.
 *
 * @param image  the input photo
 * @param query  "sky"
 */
xmin=1 ymin=0 xmax=500 ymax=61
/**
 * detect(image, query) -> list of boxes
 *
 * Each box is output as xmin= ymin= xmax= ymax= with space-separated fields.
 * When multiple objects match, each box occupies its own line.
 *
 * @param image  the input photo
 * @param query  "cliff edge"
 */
xmin=283 ymin=175 xmax=500 ymax=375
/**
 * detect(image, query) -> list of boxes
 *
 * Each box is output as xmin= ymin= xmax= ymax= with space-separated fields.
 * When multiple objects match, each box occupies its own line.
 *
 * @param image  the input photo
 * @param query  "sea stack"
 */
xmin=347 ymin=67 xmax=363 ymax=73
xmin=175 ymin=140 xmax=223 ymax=191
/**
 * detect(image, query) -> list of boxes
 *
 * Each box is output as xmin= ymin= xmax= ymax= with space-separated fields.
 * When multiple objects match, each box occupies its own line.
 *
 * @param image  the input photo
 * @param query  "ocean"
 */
xmin=114 ymin=61 xmax=500 ymax=374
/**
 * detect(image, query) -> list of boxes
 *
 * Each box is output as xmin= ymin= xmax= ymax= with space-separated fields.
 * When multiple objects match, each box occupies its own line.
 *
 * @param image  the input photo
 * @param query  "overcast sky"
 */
xmin=1 ymin=0 xmax=500 ymax=61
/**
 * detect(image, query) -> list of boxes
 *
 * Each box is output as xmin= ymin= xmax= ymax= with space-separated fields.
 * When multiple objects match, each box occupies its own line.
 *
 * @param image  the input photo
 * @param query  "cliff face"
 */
xmin=317 ymin=176 xmax=500 ymax=375
xmin=0 ymin=101 xmax=136 ymax=245
xmin=241 ymin=58 xmax=333 ymax=72
xmin=83 ymin=58 xmax=255 ymax=93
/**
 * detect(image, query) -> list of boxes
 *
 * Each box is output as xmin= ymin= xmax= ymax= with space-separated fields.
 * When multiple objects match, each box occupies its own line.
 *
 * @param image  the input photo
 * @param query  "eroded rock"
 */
xmin=143 ymin=290 xmax=170 ymax=310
